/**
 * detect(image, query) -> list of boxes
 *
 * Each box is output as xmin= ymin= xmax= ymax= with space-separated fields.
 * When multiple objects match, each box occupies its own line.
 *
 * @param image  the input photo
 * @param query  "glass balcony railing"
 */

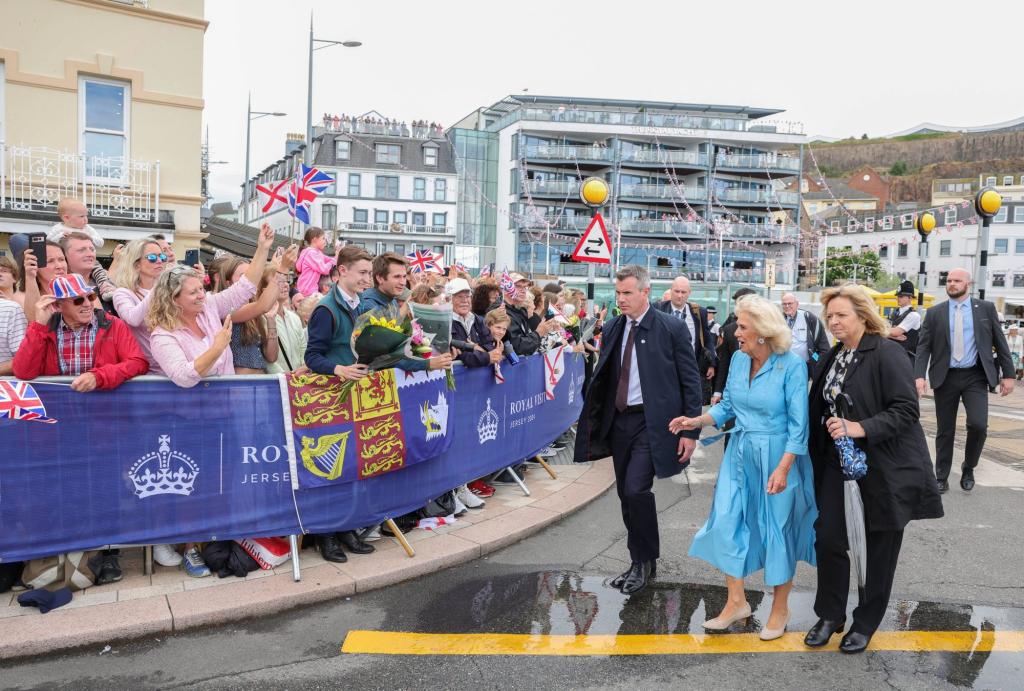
xmin=622 ymin=150 xmax=708 ymax=167
xmin=617 ymin=219 xmax=705 ymax=236
xmin=522 ymin=144 xmax=613 ymax=163
xmin=715 ymin=222 xmax=800 ymax=240
xmin=336 ymin=222 xmax=454 ymax=235
xmin=619 ymin=183 xmax=706 ymax=201
xmin=522 ymin=179 xmax=580 ymax=197
xmin=491 ymin=107 xmax=805 ymax=136
xmin=715 ymin=153 xmax=801 ymax=172
xmin=714 ymin=188 xmax=800 ymax=205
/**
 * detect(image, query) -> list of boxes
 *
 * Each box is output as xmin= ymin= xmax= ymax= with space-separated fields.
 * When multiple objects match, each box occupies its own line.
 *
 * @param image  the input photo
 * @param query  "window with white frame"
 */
xmin=900 ymin=214 xmax=913 ymax=229
xmin=940 ymin=240 xmax=951 ymax=256
xmin=879 ymin=245 xmax=888 ymax=258
xmin=830 ymin=220 xmax=841 ymax=231
xmin=865 ymin=217 xmax=875 ymax=231
xmin=995 ymin=207 xmax=1008 ymax=223
xmin=374 ymin=209 xmax=388 ymax=225
xmin=1014 ymin=207 xmax=1024 ymax=223
xmin=434 ymin=178 xmax=446 ymax=201
xmin=321 ymin=203 xmax=337 ymax=230
xmin=986 ymin=176 xmax=997 ymax=186
xmin=353 ymin=208 xmax=368 ymax=226
xmin=375 ymin=175 xmax=399 ymax=199
xmin=944 ymin=209 xmax=956 ymax=225
xmin=80 ymin=76 xmax=130 ymax=179
xmin=898 ymin=243 xmax=908 ymax=257
xmin=847 ymin=218 xmax=857 ymax=231
xmin=1015 ymin=274 xmax=1024 ymax=288
xmin=994 ymin=238 xmax=1008 ymax=254
xmin=992 ymin=272 xmax=1006 ymax=287
xmin=1004 ymin=176 xmax=1013 ymax=186
xmin=393 ymin=211 xmax=407 ymax=225
xmin=881 ymin=216 xmax=893 ymax=230
xmin=1016 ymin=238 xmax=1024 ymax=254
xmin=413 ymin=177 xmax=426 ymax=201
xmin=412 ymin=212 xmax=425 ymax=227
xmin=432 ymin=212 xmax=447 ymax=228
xmin=335 ymin=140 xmax=350 ymax=160
xmin=348 ymin=173 xmax=361 ymax=197
xmin=423 ymin=146 xmax=438 ymax=167
xmin=939 ymin=271 xmax=948 ymax=286
xmin=375 ymin=143 xmax=401 ymax=164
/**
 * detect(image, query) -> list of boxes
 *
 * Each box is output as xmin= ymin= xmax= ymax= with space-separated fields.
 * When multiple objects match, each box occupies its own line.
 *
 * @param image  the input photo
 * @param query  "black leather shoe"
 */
xmin=316 ymin=534 xmax=347 ymax=563
xmin=960 ymin=468 xmax=975 ymax=491
xmin=839 ymin=630 xmax=871 ymax=654
xmin=94 ymin=554 xmax=123 ymax=585
xmin=804 ymin=618 xmax=845 ymax=647
xmin=610 ymin=561 xmax=656 ymax=589
xmin=936 ymin=479 xmax=949 ymax=493
xmin=338 ymin=530 xmax=375 ymax=555
xmin=620 ymin=561 xmax=653 ymax=595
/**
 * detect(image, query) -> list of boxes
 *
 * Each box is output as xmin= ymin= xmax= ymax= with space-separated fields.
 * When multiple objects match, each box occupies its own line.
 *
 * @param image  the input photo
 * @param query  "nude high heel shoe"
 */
xmin=703 ymin=602 xmax=752 ymax=631
xmin=759 ymin=612 xmax=790 ymax=641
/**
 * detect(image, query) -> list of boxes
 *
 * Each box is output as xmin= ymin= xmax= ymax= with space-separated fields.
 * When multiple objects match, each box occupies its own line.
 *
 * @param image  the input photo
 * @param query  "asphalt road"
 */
xmin=4 ymin=395 xmax=1024 ymax=690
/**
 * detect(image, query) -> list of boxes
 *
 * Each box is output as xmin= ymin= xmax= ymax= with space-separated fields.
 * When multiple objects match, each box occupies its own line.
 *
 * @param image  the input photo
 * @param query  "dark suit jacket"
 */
xmin=574 ymin=307 xmax=702 ymax=478
xmin=713 ymin=316 xmax=740 ymax=396
xmin=809 ymin=334 xmax=943 ymax=531
xmin=655 ymin=300 xmax=719 ymax=372
xmin=914 ymin=298 xmax=1014 ymax=390
xmin=451 ymin=314 xmax=496 ymax=368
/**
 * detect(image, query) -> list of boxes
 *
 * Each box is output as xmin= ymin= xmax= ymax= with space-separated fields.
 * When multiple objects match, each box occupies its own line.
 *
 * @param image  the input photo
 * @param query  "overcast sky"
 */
xmin=203 ymin=0 xmax=1022 ymax=206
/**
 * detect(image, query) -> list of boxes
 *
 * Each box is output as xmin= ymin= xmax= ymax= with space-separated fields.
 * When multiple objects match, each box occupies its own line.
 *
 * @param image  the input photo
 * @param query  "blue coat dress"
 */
xmin=689 ymin=349 xmax=817 ymax=586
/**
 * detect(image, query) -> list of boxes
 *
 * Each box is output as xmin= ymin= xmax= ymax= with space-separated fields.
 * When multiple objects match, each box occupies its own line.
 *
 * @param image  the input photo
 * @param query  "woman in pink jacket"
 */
xmin=294 ymin=227 xmax=339 ymax=297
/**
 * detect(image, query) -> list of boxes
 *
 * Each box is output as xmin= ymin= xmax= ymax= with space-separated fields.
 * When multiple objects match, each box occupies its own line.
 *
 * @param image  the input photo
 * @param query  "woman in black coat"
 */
xmin=805 ymin=284 xmax=943 ymax=654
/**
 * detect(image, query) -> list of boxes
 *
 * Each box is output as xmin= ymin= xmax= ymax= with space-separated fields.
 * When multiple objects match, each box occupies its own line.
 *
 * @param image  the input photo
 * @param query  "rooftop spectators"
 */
xmin=321 ymin=113 xmax=444 ymax=138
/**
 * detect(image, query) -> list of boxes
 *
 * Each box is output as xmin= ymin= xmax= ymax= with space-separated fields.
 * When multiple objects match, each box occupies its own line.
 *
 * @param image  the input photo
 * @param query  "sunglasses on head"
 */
xmin=145 ymin=253 xmax=168 ymax=263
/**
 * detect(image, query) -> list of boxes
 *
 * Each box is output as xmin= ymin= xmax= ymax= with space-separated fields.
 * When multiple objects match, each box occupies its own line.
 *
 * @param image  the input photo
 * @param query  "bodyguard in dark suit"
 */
xmin=914 ymin=268 xmax=1015 ymax=492
xmin=575 ymin=265 xmax=702 ymax=595
xmin=656 ymin=276 xmax=718 ymax=386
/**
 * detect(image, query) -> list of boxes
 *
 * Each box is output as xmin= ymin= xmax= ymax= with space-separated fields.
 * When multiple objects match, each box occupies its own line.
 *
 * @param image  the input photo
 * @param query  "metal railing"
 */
xmin=316 ymin=121 xmax=444 ymax=140
xmin=714 ymin=188 xmax=799 ymax=205
xmin=619 ymin=183 xmax=707 ymax=201
xmin=617 ymin=219 xmax=705 ymax=236
xmin=336 ymin=221 xmax=454 ymax=235
xmin=522 ymin=179 xmax=580 ymax=196
xmin=491 ymin=107 xmax=805 ymax=136
xmin=622 ymin=149 xmax=708 ymax=167
xmin=715 ymin=153 xmax=801 ymax=172
xmin=1 ymin=142 xmax=161 ymax=223
xmin=522 ymin=144 xmax=613 ymax=163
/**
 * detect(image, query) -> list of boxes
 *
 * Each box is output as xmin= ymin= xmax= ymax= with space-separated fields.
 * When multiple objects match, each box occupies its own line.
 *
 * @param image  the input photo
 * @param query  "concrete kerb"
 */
xmin=0 ymin=459 xmax=614 ymax=660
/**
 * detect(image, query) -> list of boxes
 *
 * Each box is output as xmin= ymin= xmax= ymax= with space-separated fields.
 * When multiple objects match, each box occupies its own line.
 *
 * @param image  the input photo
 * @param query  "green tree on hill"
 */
xmin=889 ymin=161 xmax=908 ymax=176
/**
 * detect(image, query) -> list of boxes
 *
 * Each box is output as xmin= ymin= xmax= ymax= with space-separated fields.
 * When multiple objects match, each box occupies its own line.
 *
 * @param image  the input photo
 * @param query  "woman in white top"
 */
xmin=1007 ymin=325 xmax=1024 ymax=381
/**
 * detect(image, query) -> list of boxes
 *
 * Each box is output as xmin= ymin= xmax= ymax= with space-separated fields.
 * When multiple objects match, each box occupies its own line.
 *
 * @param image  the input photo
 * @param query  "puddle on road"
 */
xmin=397 ymin=570 xmax=1024 ymax=688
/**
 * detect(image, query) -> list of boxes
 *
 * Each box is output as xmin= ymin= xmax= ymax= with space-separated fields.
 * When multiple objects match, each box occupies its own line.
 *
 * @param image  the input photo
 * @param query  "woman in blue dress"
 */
xmin=670 ymin=295 xmax=817 ymax=641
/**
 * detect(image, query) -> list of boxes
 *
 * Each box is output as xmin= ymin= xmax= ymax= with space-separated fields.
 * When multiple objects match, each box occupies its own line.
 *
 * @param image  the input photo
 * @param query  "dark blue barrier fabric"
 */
xmin=0 ymin=353 xmax=584 ymax=562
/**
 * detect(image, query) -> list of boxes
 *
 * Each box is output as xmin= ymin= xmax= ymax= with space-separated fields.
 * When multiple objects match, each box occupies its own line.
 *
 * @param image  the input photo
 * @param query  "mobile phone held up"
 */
xmin=183 ymin=249 xmax=200 ymax=267
xmin=28 ymin=233 xmax=48 ymax=269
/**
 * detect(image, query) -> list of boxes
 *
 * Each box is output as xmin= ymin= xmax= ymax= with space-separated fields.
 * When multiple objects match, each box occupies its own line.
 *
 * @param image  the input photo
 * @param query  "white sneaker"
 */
xmin=451 ymin=492 xmax=468 ymax=517
xmin=360 ymin=525 xmax=382 ymax=542
xmin=153 ymin=544 xmax=182 ymax=567
xmin=456 ymin=484 xmax=485 ymax=509
xmin=537 ymin=445 xmax=558 ymax=458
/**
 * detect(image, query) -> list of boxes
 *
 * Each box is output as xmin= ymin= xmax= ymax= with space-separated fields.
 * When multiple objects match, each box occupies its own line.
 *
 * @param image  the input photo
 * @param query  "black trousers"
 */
xmin=611 ymin=410 xmax=659 ymax=563
xmin=814 ymin=463 xmax=904 ymax=636
xmin=933 ymin=366 xmax=989 ymax=480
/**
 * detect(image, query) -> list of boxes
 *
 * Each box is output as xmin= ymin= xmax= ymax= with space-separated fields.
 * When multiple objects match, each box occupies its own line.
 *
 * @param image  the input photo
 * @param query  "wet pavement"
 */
xmin=3 ymin=399 xmax=1024 ymax=690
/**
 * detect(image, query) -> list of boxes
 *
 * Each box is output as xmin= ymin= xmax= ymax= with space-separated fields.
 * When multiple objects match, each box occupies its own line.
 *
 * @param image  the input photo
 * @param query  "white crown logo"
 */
xmin=477 ymin=398 xmax=499 ymax=444
xmin=129 ymin=435 xmax=199 ymax=499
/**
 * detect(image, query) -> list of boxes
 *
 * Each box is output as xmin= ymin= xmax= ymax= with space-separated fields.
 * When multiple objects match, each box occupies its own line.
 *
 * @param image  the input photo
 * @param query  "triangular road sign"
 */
xmin=571 ymin=213 xmax=613 ymax=264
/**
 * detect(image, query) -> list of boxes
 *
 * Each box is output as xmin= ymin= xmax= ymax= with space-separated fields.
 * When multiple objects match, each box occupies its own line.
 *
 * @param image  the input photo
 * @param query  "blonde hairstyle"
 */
xmin=409 ymin=283 xmax=441 ymax=305
xmin=297 ymin=293 xmax=320 ymax=323
xmin=58 ymin=231 xmax=93 ymax=253
xmin=735 ymin=294 xmax=792 ymax=354
xmin=485 ymin=309 xmax=511 ymax=327
xmin=113 ymin=238 xmax=163 ymax=290
xmin=146 ymin=266 xmax=204 ymax=332
xmin=57 ymin=197 xmax=84 ymax=218
xmin=0 ymin=255 xmax=19 ymax=284
xmin=820 ymin=285 xmax=890 ymax=338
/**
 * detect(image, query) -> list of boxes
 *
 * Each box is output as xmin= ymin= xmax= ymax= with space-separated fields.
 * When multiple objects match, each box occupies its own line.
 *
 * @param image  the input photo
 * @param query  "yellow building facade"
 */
xmin=0 ymin=0 xmax=206 ymax=254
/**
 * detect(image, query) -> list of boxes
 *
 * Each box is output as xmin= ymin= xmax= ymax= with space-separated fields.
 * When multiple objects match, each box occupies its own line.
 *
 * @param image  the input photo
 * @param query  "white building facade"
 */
xmin=242 ymin=126 xmax=458 ymax=261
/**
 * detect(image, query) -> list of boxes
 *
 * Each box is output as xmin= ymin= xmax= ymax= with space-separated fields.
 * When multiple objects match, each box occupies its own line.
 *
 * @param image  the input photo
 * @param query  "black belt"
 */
xmin=623 ymin=404 xmax=644 ymax=414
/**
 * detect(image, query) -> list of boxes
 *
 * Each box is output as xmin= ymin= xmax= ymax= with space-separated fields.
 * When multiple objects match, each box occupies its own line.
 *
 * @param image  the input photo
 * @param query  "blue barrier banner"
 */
xmin=287 ymin=368 xmax=454 ymax=488
xmin=0 ymin=353 xmax=585 ymax=563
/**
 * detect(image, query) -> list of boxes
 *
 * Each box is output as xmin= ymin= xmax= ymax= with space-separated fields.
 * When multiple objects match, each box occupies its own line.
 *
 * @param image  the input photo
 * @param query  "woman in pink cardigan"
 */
xmin=294 ymin=227 xmax=339 ymax=297
xmin=111 ymin=237 xmax=178 ymax=374
xmin=146 ymin=225 xmax=277 ymax=388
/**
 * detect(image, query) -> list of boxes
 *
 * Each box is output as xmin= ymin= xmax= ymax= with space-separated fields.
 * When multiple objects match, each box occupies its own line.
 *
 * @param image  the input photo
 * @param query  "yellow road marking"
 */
xmin=341 ymin=630 xmax=1024 ymax=656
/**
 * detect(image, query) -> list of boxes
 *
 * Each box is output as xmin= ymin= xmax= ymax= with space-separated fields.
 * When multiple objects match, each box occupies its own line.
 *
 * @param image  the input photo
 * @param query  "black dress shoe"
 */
xmin=94 ymin=554 xmax=123 ymax=585
xmin=338 ymin=530 xmax=375 ymax=555
xmin=936 ymin=479 xmax=949 ymax=493
xmin=839 ymin=630 xmax=871 ymax=654
xmin=316 ymin=534 xmax=348 ymax=563
xmin=610 ymin=561 xmax=656 ymax=589
xmin=620 ymin=561 xmax=653 ymax=595
xmin=960 ymin=468 xmax=975 ymax=491
xmin=804 ymin=618 xmax=845 ymax=647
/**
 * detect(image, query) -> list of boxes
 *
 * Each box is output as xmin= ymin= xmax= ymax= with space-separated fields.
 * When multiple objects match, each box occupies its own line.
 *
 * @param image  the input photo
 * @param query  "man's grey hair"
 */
xmin=615 ymin=264 xmax=650 ymax=290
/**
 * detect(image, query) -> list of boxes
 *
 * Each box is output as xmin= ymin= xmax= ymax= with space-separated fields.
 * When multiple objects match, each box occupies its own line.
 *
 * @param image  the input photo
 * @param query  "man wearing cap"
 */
xmin=888 ymin=280 xmax=922 ymax=362
xmin=13 ymin=273 xmax=149 ymax=586
xmin=448 ymin=277 xmax=499 ymax=368
xmin=707 ymin=306 xmax=721 ymax=341
xmin=13 ymin=274 xmax=148 ymax=391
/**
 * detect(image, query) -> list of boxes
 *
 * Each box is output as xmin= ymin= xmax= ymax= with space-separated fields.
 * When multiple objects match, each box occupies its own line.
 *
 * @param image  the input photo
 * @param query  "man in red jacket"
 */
xmin=14 ymin=273 xmax=149 ymax=391
xmin=13 ymin=273 xmax=149 ymax=585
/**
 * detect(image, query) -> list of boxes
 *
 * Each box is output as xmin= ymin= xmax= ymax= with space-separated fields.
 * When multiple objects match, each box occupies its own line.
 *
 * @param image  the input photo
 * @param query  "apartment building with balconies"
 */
xmin=241 ymin=123 xmax=458 ymax=261
xmin=0 ymin=0 xmax=206 ymax=254
xmin=931 ymin=172 xmax=1024 ymax=206
xmin=450 ymin=95 xmax=806 ymax=288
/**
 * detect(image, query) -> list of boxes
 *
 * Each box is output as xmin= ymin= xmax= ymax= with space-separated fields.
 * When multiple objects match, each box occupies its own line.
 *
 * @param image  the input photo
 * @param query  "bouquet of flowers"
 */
xmin=331 ymin=305 xmax=423 ymax=400
xmin=408 ymin=303 xmax=456 ymax=391
xmin=564 ymin=313 xmax=582 ymax=344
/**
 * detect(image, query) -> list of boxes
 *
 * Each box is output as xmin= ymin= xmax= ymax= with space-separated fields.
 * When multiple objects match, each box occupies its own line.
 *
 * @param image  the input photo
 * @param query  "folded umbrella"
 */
xmin=834 ymin=394 xmax=868 ymax=588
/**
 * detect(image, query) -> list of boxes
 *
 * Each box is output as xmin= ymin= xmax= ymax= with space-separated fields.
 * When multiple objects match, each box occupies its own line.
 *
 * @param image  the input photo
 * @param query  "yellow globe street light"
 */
xmin=975 ymin=186 xmax=1002 ymax=218
xmin=915 ymin=211 xmax=936 ymax=238
xmin=974 ymin=186 xmax=1003 ymax=300
xmin=580 ymin=177 xmax=610 ymax=208
xmin=914 ymin=211 xmax=937 ymax=308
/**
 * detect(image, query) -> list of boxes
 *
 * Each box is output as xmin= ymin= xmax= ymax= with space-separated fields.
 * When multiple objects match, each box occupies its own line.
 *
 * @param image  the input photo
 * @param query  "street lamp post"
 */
xmin=306 ymin=15 xmax=361 ymax=165
xmin=915 ymin=211 xmax=936 ymax=309
xmin=242 ymin=93 xmax=286 ymax=224
xmin=974 ymin=187 xmax=1003 ymax=300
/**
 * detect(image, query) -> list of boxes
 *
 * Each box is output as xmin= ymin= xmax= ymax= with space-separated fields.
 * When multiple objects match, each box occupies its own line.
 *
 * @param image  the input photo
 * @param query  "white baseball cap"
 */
xmin=445 ymin=277 xmax=472 ymax=295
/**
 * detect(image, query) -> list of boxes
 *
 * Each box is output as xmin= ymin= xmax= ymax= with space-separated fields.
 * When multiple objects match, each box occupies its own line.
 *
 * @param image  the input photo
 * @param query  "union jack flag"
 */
xmin=478 ymin=264 xmax=492 ymax=278
xmin=453 ymin=261 xmax=467 ymax=274
xmin=0 ymin=381 xmax=57 ymax=424
xmin=406 ymin=249 xmax=440 ymax=274
xmin=255 ymin=179 xmax=290 ymax=215
xmin=499 ymin=267 xmax=516 ymax=299
xmin=288 ymin=164 xmax=335 ymax=225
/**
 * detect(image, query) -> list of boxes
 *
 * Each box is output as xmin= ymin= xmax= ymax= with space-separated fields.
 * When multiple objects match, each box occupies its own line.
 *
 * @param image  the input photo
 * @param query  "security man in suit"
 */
xmin=888 ymin=280 xmax=922 ymax=362
xmin=915 ymin=268 xmax=1015 ymax=493
xmin=575 ymin=265 xmax=703 ymax=595
xmin=657 ymin=275 xmax=718 ymax=402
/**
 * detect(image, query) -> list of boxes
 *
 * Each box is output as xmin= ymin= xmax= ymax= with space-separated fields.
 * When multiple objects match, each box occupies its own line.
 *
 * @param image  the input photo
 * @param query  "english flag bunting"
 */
xmin=288 ymin=164 xmax=335 ymax=224
xmin=255 ymin=179 xmax=290 ymax=215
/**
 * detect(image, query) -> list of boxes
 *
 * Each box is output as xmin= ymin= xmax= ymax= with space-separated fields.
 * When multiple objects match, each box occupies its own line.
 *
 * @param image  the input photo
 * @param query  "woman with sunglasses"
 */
xmin=111 ymin=238 xmax=175 ymax=372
